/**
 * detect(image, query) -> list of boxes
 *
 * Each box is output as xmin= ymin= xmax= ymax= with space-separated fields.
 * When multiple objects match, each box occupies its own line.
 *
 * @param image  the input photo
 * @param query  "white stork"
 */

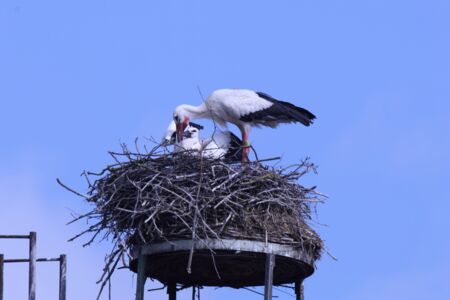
xmin=163 ymin=120 xmax=242 ymax=161
xmin=163 ymin=120 xmax=204 ymax=145
xmin=173 ymin=89 xmax=316 ymax=161
xmin=174 ymin=125 xmax=202 ymax=154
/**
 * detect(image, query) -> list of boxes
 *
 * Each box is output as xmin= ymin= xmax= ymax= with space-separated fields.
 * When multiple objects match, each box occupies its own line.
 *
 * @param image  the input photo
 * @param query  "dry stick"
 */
xmin=209 ymin=251 xmax=221 ymax=280
xmin=81 ymin=170 xmax=93 ymax=188
xmin=56 ymin=178 xmax=90 ymax=199
xmin=197 ymin=85 xmax=222 ymax=156
xmin=66 ymin=211 xmax=96 ymax=225
xmin=68 ymin=221 xmax=103 ymax=242
xmin=96 ymin=249 xmax=122 ymax=300
xmin=187 ymin=153 xmax=204 ymax=274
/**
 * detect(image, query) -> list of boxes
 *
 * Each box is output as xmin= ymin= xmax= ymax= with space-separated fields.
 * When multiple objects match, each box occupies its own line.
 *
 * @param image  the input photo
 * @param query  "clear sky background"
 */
xmin=1 ymin=1 xmax=449 ymax=299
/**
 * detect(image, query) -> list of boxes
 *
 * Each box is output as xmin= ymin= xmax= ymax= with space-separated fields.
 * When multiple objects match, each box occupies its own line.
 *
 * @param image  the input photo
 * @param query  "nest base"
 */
xmin=130 ymin=239 xmax=314 ymax=288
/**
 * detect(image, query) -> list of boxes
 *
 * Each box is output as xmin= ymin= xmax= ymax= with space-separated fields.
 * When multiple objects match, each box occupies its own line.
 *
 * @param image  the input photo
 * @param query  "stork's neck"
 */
xmin=182 ymin=103 xmax=210 ymax=120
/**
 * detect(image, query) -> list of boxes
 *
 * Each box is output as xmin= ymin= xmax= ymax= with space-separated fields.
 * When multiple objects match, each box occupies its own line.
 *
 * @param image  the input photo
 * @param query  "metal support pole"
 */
xmin=59 ymin=255 xmax=67 ymax=300
xmin=0 ymin=254 xmax=4 ymax=300
xmin=28 ymin=232 xmax=36 ymax=300
xmin=167 ymin=282 xmax=176 ymax=300
xmin=135 ymin=252 xmax=147 ymax=300
xmin=264 ymin=253 xmax=275 ymax=300
xmin=295 ymin=280 xmax=304 ymax=300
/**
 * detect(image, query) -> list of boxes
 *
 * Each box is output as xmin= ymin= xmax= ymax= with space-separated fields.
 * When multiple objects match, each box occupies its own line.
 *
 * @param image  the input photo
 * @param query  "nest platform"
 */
xmin=130 ymin=239 xmax=314 ymax=288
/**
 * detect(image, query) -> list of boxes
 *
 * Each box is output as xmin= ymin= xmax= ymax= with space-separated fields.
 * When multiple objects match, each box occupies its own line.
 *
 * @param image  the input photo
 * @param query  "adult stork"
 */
xmin=173 ymin=89 xmax=316 ymax=161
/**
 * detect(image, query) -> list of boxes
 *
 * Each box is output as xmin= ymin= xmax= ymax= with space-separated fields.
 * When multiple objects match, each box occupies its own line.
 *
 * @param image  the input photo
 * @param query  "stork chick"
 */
xmin=173 ymin=125 xmax=202 ymax=154
xmin=163 ymin=120 xmax=242 ymax=161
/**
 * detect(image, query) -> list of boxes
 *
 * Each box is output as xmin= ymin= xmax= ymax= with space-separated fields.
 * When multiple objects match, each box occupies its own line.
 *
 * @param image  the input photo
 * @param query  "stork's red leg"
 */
xmin=241 ymin=130 xmax=250 ymax=162
xmin=245 ymin=142 xmax=251 ymax=157
xmin=241 ymin=143 xmax=248 ymax=162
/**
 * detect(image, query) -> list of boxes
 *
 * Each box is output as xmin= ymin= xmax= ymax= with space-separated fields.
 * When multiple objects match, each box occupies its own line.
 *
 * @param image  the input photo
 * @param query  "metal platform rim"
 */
xmin=132 ymin=238 xmax=315 ymax=266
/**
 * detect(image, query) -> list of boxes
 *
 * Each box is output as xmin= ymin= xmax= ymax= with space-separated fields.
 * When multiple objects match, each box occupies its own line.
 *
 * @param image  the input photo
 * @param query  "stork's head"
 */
xmin=173 ymin=105 xmax=191 ymax=142
xmin=183 ymin=126 xmax=200 ymax=140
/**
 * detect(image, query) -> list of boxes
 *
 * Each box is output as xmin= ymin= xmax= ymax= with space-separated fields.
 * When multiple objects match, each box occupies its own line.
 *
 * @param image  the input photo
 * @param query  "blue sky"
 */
xmin=1 ymin=0 xmax=449 ymax=299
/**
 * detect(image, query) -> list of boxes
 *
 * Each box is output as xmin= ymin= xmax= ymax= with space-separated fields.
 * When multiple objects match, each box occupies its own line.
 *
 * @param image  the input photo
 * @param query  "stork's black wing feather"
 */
xmin=239 ymin=91 xmax=316 ymax=127
xmin=169 ymin=132 xmax=177 ymax=144
xmin=224 ymin=132 xmax=243 ymax=163
xmin=188 ymin=122 xmax=204 ymax=130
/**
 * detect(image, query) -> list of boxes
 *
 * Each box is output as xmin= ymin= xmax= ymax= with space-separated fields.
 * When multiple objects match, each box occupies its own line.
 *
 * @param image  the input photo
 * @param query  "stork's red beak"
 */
xmin=176 ymin=119 xmax=189 ymax=143
xmin=176 ymin=123 xmax=183 ymax=143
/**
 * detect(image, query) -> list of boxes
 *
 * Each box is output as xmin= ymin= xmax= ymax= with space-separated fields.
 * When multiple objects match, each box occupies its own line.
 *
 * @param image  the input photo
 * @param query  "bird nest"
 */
xmin=59 ymin=143 xmax=325 ymax=297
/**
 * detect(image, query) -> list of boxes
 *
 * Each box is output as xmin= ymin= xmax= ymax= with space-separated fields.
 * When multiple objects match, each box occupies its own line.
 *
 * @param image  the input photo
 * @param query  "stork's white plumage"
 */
xmin=173 ymin=125 xmax=202 ymax=154
xmin=173 ymin=89 xmax=316 ymax=161
xmin=163 ymin=120 xmax=178 ymax=143
xmin=163 ymin=120 xmax=204 ymax=144
xmin=163 ymin=120 xmax=242 ymax=161
xmin=202 ymin=131 xmax=242 ymax=161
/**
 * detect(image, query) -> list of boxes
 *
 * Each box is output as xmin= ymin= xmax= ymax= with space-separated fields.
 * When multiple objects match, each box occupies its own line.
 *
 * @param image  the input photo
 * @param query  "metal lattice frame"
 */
xmin=0 ymin=232 xmax=67 ymax=300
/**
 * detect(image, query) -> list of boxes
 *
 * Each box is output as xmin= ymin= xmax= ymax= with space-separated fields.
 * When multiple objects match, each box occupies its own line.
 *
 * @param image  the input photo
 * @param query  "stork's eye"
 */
xmin=174 ymin=115 xmax=180 ymax=122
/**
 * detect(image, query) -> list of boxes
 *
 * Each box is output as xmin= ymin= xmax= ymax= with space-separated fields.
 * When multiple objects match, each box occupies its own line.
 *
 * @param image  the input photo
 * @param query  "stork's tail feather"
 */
xmin=278 ymin=100 xmax=316 ymax=126
xmin=255 ymin=91 xmax=316 ymax=127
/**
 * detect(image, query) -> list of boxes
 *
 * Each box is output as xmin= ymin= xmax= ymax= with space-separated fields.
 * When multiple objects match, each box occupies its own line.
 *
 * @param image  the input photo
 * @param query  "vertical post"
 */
xmin=168 ymin=282 xmax=176 ymax=300
xmin=0 ymin=254 xmax=4 ymax=300
xmin=135 ymin=251 xmax=147 ymax=300
xmin=264 ymin=253 xmax=275 ymax=300
xmin=59 ymin=255 xmax=67 ymax=300
xmin=29 ymin=232 xmax=36 ymax=300
xmin=295 ymin=280 xmax=304 ymax=300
